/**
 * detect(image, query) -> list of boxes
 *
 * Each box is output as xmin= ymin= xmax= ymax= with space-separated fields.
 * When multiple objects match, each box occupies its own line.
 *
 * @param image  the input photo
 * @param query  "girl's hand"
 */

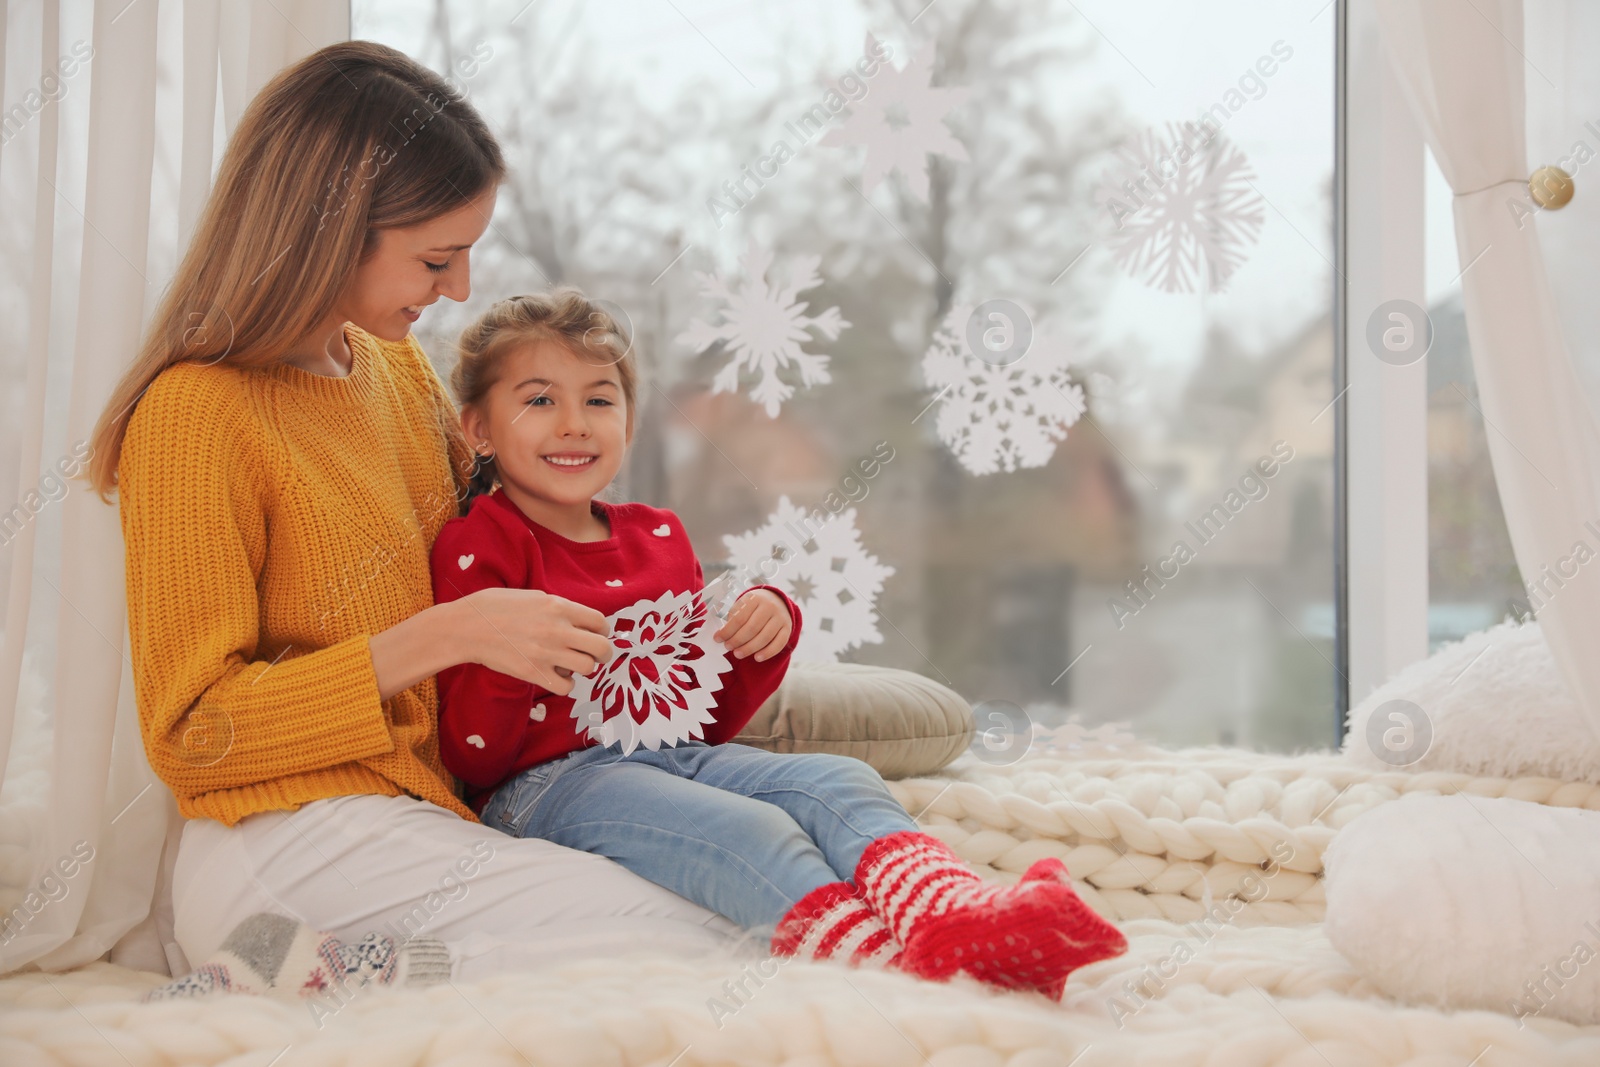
xmin=457 ymin=587 xmax=614 ymax=695
xmin=713 ymin=588 xmax=792 ymax=662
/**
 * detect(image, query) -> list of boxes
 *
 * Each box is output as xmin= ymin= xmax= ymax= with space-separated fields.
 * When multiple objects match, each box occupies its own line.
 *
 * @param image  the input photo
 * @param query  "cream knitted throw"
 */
xmin=5 ymin=746 xmax=1600 ymax=1066
xmin=886 ymin=747 xmax=1600 ymax=925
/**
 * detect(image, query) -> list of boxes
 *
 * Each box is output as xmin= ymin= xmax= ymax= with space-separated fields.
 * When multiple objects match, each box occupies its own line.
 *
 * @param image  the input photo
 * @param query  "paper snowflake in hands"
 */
xmin=821 ymin=34 xmax=970 ymax=201
xmin=676 ymin=242 xmax=850 ymax=418
xmin=920 ymin=302 xmax=1087 ymax=476
xmin=569 ymin=589 xmax=733 ymax=755
xmin=721 ymin=496 xmax=895 ymax=663
xmin=1096 ymin=122 xmax=1265 ymax=293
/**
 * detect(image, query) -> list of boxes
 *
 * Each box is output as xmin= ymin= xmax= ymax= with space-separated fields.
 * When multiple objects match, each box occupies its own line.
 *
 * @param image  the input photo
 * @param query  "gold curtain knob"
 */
xmin=1530 ymin=165 xmax=1575 ymax=209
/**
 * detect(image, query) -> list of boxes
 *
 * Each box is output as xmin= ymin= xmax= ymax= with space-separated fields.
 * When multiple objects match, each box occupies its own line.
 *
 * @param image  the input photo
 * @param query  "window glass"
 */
xmin=355 ymin=0 xmax=1338 ymax=751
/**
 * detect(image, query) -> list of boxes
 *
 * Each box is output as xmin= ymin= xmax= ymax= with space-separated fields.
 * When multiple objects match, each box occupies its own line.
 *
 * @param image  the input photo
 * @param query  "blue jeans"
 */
xmin=479 ymin=742 xmax=918 ymax=932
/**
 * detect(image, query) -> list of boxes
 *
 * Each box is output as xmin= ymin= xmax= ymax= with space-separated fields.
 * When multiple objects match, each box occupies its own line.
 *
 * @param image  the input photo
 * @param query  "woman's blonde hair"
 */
xmin=81 ymin=40 xmax=506 ymax=503
xmin=450 ymin=287 xmax=639 ymax=503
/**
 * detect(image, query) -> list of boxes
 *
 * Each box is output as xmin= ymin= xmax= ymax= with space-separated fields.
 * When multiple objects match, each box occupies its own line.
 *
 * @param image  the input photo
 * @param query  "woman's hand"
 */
xmin=713 ymin=588 xmax=792 ymax=662
xmin=456 ymin=587 xmax=614 ymax=695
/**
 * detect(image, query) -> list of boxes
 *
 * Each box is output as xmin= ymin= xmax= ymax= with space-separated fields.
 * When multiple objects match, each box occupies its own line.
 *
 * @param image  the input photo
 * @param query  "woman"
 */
xmin=82 ymin=40 xmax=741 ymax=987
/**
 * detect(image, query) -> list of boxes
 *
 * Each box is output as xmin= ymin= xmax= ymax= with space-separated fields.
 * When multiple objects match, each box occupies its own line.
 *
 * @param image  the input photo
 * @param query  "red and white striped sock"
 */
xmin=770 ymin=881 xmax=902 ymax=969
xmin=855 ymin=830 xmax=1126 ymax=998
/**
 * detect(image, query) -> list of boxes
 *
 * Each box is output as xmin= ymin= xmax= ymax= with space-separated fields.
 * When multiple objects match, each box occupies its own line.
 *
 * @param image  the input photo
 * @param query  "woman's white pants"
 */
xmin=171 ymin=793 xmax=742 ymax=982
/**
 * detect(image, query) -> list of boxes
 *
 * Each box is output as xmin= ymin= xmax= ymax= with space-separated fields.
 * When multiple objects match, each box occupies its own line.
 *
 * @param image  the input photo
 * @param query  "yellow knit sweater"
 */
xmin=118 ymin=323 xmax=480 ymax=826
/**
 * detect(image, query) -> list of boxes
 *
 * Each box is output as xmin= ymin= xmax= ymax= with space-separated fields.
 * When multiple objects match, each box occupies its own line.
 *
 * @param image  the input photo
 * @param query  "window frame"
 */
xmin=1335 ymin=0 xmax=1432 ymax=739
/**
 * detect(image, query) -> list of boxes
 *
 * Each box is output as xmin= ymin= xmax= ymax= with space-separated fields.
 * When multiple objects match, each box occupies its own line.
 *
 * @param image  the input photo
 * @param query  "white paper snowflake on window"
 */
xmin=920 ymin=302 xmax=1086 ymax=476
xmin=1096 ymin=122 xmax=1265 ymax=293
xmin=569 ymin=588 xmax=733 ymax=755
xmin=821 ymin=34 xmax=970 ymax=202
xmin=721 ymin=496 xmax=895 ymax=663
xmin=676 ymin=242 xmax=849 ymax=418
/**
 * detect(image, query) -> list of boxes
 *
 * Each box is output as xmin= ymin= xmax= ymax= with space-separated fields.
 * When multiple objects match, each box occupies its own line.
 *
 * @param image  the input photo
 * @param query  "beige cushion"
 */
xmin=733 ymin=662 xmax=974 ymax=779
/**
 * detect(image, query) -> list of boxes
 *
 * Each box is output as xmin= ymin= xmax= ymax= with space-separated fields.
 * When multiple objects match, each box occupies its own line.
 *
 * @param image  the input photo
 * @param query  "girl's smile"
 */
xmin=543 ymin=451 xmax=598 ymax=470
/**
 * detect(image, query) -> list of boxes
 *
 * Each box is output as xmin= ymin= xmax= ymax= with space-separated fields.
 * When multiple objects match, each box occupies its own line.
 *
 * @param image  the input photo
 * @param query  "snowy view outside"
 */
xmin=353 ymin=0 xmax=1340 ymax=751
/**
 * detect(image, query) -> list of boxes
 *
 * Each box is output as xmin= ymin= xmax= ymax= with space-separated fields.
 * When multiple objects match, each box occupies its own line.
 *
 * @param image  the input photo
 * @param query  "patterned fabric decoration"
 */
xmin=143 ymin=962 xmax=237 ymax=1000
xmin=854 ymin=830 xmax=1127 ymax=999
xmin=141 ymin=912 xmax=451 ymax=1001
xmin=770 ymin=881 xmax=902 ymax=968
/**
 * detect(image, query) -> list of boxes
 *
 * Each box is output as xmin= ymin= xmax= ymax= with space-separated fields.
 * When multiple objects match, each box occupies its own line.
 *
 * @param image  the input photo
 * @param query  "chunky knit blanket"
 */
xmin=5 ymin=746 xmax=1600 ymax=1066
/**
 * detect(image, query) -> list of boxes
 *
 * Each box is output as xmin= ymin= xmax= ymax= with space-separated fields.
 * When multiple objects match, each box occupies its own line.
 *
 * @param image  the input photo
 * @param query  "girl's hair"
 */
xmin=450 ymin=287 xmax=638 ymax=504
xmin=82 ymin=40 xmax=506 ymax=503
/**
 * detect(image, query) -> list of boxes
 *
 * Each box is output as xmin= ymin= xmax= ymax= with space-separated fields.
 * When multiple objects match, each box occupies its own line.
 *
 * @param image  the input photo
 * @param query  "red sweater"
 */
xmin=430 ymin=488 xmax=802 ymax=812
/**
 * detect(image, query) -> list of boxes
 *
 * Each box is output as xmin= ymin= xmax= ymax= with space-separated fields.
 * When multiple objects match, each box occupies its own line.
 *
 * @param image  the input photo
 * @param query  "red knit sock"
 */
xmin=770 ymin=881 xmax=902 ymax=969
xmin=855 ymin=831 xmax=1126 ymax=997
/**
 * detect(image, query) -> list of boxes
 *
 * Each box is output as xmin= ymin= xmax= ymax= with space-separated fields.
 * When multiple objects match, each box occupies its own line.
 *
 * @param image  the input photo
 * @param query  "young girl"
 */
xmin=429 ymin=288 xmax=1126 ymax=997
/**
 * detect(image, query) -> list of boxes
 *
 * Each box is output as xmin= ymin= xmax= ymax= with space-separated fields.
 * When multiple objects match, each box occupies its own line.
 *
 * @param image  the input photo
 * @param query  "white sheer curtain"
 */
xmin=0 ymin=0 xmax=348 ymax=978
xmin=1524 ymin=1 xmax=1600 ymax=421
xmin=1375 ymin=0 xmax=1600 ymax=742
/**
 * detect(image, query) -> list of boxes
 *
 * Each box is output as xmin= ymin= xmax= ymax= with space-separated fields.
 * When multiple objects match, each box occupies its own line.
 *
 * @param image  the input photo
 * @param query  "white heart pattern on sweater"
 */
xmin=652 ymin=524 xmax=671 ymax=537
xmin=458 ymin=554 xmax=475 ymax=570
xmin=606 ymin=579 xmax=623 ymax=587
xmin=530 ymin=703 xmax=546 ymax=722
xmin=465 ymin=734 xmax=485 ymax=748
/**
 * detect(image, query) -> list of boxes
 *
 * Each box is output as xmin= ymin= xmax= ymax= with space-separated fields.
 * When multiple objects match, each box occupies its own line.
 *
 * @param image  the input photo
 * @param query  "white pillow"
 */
xmin=1325 ymin=792 xmax=1600 ymax=1025
xmin=1341 ymin=618 xmax=1600 ymax=783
